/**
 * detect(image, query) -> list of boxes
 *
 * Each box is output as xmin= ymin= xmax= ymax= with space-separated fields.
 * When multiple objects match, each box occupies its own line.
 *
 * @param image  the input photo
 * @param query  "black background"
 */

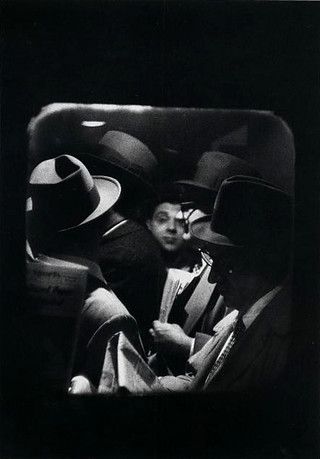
xmin=1 ymin=1 xmax=320 ymax=457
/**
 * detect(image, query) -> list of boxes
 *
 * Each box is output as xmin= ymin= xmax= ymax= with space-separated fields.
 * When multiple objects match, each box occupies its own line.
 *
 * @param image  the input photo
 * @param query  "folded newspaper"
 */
xmin=26 ymin=255 xmax=88 ymax=392
xmin=158 ymin=268 xmax=195 ymax=323
xmin=98 ymin=332 xmax=165 ymax=394
xmin=26 ymin=255 xmax=88 ymax=317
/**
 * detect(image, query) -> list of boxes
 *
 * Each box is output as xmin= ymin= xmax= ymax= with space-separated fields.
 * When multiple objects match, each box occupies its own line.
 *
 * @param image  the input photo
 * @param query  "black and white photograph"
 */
xmin=1 ymin=1 xmax=319 ymax=457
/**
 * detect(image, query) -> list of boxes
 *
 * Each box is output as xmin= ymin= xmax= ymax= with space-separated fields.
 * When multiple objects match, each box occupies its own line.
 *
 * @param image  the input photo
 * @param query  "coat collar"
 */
xmin=102 ymin=219 xmax=129 ymax=238
xmin=241 ymin=285 xmax=282 ymax=330
xmin=253 ymin=282 xmax=291 ymax=336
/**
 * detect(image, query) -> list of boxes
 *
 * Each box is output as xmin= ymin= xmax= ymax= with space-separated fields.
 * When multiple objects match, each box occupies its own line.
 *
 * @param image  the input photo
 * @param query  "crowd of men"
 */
xmin=26 ymin=129 xmax=293 ymax=394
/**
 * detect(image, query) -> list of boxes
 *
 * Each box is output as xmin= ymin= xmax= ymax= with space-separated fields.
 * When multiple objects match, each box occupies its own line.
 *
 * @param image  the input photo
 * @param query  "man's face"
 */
xmin=206 ymin=249 xmax=257 ymax=311
xmin=147 ymin=202 xmax=185 ymax=252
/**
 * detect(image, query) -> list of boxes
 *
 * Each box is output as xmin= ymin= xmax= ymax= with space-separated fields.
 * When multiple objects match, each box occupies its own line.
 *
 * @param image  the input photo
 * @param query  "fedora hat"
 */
xmin=28 ymin=155 xmax=121 ymax=232
xmin=176 ymin=151 xmax=260 ymax=197
xmin=190 ymin=176 xmax=292 ymax=252
xmin=82 ymin=130 xmax=158 ymax=197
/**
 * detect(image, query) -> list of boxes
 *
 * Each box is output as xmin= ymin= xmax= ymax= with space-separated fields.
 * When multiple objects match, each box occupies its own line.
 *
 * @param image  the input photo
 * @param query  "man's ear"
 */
xmin=146 ymin=219 xmax=151 ymax=231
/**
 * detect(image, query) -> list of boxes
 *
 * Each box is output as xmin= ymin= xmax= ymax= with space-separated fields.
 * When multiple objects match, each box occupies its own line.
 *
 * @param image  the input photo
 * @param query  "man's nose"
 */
xmin=167 ymin=219 xmax=177 ymax=232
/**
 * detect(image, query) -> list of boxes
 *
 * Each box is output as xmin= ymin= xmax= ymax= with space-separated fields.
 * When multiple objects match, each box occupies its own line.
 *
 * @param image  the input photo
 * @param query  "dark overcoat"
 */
xmin=98 ymin=219 xmax=167 ymax=348
xmin=190 ymin=286 xmax=291 ymax=391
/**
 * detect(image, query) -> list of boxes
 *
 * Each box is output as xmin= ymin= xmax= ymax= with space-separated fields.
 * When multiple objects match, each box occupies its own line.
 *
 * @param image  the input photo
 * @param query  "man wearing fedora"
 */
xmin=27 ymin=154 xmax=143 ymax=390
xmin=158 ymin=175 xmax=293 ymax=392
xmin=78 ymin=131 xmax=167 ymax=349
xmin=150 ymin=152 xmax=261 ymax=373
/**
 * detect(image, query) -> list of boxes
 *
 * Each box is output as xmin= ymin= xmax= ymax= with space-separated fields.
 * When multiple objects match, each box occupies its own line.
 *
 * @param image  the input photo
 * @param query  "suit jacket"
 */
xmin=190 ymin=285 xmax=291 ymax=392
xmin=154 ymin=267 xmax=226 ymax=375
xmin=98 ymin=219 xmax=167 ymax=348
xmin=161 ymin=285 xmax=291 ymax=392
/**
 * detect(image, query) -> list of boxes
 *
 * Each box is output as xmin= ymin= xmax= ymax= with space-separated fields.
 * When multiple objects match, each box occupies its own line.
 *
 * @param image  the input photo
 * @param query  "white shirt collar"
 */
xmin=241 ymin=285 xmax=282 ymax=329
xmin=102 ymin=219 xmax=129 ymax=238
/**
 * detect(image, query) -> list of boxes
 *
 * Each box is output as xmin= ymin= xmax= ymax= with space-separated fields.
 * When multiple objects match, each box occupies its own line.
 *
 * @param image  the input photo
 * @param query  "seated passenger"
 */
xmin=146 ymin=184 xmax=202 ymax=272
xmin=78 ymin=131 xmax=167 ymax=349
xmin=27 ymin=154 xmax=141 ymax=388
xmin=150 ymin=152 xmax=261 ymax=373
xmin=160 ymin=176 xmax=293 ymax=392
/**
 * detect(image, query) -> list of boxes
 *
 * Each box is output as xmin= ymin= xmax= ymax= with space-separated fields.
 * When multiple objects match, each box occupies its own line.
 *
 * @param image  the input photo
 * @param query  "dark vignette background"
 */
xmin=1 ymin=1 xmax=320 ymax=457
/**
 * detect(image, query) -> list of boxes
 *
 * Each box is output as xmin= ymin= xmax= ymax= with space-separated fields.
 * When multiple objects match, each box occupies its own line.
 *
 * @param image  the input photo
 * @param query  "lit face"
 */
xmin=147 ymin=202 xmax=185 ymax=252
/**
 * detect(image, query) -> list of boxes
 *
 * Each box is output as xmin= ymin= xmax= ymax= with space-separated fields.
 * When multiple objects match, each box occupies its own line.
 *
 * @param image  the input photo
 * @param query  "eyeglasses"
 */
xmin=199 ymin=249 xmax=234 ymax=274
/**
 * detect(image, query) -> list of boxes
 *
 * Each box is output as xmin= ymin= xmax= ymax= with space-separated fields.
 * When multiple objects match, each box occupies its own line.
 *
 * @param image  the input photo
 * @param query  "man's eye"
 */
xmin=155 ymin=216 xmax=168 ymax=224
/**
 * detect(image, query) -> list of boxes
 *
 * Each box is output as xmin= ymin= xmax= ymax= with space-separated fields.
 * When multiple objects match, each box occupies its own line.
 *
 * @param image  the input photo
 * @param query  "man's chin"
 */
xmin=161 ymin=241 xmax=180 ymax=252
xmin=161 ymin=245 xmax=176 ymax=253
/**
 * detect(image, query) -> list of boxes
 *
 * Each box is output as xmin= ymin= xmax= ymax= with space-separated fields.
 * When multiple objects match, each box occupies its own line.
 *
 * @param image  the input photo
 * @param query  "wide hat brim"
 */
xmin=190 ymin=215 xmax=243 ymax=249
xmin=27 ymin=175 xmax=121 ymax=232
xmin=67 ymin=175 xmax=121 ymax=231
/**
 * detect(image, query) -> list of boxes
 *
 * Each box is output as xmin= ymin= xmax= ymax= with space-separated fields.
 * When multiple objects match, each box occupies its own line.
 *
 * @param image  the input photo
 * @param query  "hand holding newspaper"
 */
xmin=158 ymin=268 xmax=196 ymax=323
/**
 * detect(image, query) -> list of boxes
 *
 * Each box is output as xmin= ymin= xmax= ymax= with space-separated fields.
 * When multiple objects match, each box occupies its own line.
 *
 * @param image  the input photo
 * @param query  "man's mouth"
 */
xmin=163 ymin=236 xmax=177 ymax=244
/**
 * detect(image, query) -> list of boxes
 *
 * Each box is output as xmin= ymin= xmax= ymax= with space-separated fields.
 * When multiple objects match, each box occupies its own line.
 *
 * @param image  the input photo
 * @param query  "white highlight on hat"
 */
xmin=81 ymin=121 xmax=106 ymax=127
xmin=124 ymin=105 xmax=153 ymax=112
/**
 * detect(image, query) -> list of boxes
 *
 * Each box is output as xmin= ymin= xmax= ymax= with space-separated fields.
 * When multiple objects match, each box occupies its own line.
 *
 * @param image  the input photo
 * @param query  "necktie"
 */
xmin=204 ymin=317 xmax=245 ymax=387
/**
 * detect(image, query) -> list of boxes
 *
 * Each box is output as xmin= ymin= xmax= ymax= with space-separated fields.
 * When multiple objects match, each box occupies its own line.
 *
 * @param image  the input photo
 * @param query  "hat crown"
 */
xmin=211 ymin=176 xmax=292 ymax=250
xmin=194 ymin=151 xmax=260 ymax=192
xmin=29 ymin=155 xmax=101 ymax=231
xmin=98 ymin=130 xmax=158 ymax=192
xmin=101 ymin=130 xmax=157 ymax=168
xmin=30 ymin=154 xmax=94 ymax=188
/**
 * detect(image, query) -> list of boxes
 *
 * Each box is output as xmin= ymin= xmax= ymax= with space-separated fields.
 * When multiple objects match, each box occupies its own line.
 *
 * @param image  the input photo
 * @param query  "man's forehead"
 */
xmin=153 ymin=202 xmax=182 ymax=215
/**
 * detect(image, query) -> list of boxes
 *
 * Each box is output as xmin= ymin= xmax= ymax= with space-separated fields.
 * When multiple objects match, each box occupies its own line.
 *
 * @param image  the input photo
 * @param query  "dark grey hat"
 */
xmin=176 ymin=151 xmax=260 ymax=196
xmin=191 ymin=175 xmax=292 ymax=253
xmin=89 ymin=130 xmax=159 ymax=197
